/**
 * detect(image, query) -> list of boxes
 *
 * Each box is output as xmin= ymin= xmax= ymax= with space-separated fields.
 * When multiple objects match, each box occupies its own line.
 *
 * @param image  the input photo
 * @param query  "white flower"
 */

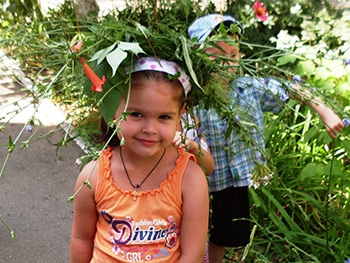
xmin=75 ymin=158 xmax=82 ymax=166
xmin=290 ymin=4 xmax=301 ymax=15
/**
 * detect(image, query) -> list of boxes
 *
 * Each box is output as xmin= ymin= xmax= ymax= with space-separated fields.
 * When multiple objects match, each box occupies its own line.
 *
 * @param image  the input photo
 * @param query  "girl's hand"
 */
xmin=173 ymin=131 xmax=193 ymax=151
xmin=173 ymin=130 xmax=215 ymax=176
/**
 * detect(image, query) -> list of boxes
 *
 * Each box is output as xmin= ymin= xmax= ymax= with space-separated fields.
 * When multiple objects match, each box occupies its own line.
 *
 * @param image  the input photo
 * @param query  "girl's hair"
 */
xmin=96 ymin=70 xmax=187 ymax=146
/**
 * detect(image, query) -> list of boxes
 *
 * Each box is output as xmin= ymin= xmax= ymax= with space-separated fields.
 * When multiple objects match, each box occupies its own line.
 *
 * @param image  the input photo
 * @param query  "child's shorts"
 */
xmin=208 ymin=186 xmax=250 ymax=247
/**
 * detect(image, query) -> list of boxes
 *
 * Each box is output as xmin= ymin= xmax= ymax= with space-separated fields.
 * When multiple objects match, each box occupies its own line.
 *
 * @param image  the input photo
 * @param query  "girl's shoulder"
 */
xmin=181 ymin=151 xmax=208 ymax=197
xmin=80 ymin=147 xmax=113 ymax=178
xmin=76 ymin=156 xmax=101 ymax=192
xmin=179 ymin=149 xmax=205 ymax=181
xmin=172 ymin=148 xmax=196 ymax=167
xmin=164 ymin=148 xmax=197 ymax=180
xmin=80 ymin=159 xmax=98 ymax=176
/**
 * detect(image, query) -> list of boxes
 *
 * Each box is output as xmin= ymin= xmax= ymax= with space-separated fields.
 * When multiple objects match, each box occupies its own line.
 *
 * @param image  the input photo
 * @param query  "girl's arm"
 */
xmin=173 ymin=131 xmax=215 ymax=175
xmin=174 ymin=115 xmax=215 ymax=175
xmin=70 ymin=161 xmax=98 ymax=263
xmin=179 ymin=161 xmax=209 ymax=263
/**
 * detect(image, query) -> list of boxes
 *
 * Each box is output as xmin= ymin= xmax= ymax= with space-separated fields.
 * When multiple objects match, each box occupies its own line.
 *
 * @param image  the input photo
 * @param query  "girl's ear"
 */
xmin=180 ymin=103 xmax=187 ymax=115
xmin=176 ymin=103 xmax=186 ymax=130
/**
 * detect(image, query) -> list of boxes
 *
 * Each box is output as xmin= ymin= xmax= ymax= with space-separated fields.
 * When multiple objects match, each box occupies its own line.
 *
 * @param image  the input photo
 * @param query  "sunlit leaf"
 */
xmin=314 ymin=67 xmax=330 ymax=80
xmin=181 ymin=35 xmax=203 ymax=91
xmin=294 ymin=46 xmax=318 ymax=60
xmin=119 ymin=42 xmax=145 ymax=55
xmin=106 ymin=47 xmax=127 ymax=77
xmin=276 ymin=54 xmax=297 ymax=66
xmin=295 ymin=60 xmax=315 ymax=77
xmin=90 ymin=43 xmax=117 ymax=65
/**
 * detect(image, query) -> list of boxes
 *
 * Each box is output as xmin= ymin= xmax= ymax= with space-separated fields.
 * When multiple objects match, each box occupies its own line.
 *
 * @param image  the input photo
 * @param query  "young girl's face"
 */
xmin=115 ymin=77 xmax=183 ymax=157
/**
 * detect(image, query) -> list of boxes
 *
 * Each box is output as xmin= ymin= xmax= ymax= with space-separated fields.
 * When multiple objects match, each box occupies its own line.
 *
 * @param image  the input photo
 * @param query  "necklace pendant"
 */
xmin=132 ymin=188 xmax=138 ymax=201
xmin=120 ymin=147 xmax=167 ymax=202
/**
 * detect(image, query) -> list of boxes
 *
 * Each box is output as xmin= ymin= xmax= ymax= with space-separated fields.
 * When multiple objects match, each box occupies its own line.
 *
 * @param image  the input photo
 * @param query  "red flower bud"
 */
xmin=79 ymin=57 xmax=106 ymax=92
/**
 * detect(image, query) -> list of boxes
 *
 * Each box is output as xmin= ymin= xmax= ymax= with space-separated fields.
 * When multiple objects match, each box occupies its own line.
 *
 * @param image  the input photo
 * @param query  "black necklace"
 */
xmin=120 ymin=147 xmax=167 ymax=201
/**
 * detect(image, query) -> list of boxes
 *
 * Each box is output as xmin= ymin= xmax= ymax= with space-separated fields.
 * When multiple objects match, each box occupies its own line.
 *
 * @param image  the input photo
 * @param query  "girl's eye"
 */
xmin=130 ymin=112 xmax=142 ymax=118
xmin=159 ymin=115 xmax=171 ymax=120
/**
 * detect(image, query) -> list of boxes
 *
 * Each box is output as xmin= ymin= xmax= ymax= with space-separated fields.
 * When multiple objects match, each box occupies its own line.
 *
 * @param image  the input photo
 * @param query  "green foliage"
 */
xmin=0 ymin=0 xmax=350 ymax=262
xmin=243 ymin=97 xmax=350 ymax=261
xmin=2 ymin=0 xmax=44 ymax=21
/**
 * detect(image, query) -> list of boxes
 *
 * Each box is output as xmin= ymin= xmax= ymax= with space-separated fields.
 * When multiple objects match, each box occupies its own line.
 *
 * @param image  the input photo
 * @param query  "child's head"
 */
xmin=128 ymin=57 xmax=191 ymax=104
xmin=188 ymin=14 xmax=243 ymax=64
xmin=101 ymin=57 xmax=191 ymax=147
xmin=187 ymin=14 xmax=244 ymax=43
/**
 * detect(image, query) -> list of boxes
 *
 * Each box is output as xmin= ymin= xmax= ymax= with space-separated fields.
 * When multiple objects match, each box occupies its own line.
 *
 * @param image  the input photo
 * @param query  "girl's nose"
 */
xmin=142 ymin=119 xmax=157 ymax=134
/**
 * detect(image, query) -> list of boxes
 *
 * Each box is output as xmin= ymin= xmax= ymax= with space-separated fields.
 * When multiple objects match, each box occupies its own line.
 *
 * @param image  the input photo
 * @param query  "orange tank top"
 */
xmin=91 ymin=147 xmax=195 ymax=263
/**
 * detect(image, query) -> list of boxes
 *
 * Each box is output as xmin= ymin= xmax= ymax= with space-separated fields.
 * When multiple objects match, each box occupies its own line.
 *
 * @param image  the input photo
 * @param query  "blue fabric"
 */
xmin=195 ymin=77 xmax=289 ymax=192
xmin=187 ymin=14 xmax=244 ymax=42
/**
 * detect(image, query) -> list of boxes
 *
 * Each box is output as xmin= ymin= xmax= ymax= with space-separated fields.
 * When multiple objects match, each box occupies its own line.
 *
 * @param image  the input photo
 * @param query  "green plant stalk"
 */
xmin=241 ymin=224 xmax=257 ymax=261
xmin=0 ymin=64 xmax=67 ymax=180
xmin=0 ymin=122 xmax=30 ymax=180
xmin=0 ymin=215 xmax=16 ymax=239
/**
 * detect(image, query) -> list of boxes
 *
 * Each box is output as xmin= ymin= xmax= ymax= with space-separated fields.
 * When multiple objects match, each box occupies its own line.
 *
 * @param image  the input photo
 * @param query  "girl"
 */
xmin=70 ymin=57 xmax=209 ymax=263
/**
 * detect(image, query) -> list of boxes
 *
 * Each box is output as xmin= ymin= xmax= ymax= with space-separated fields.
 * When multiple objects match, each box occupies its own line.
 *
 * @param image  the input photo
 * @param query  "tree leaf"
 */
xmin=97 ymin=85 xmax=122 ymax=123
xmin=119 ymin=41 xmax=145 ymax=55
xmin=180 ymin=35 xmax=203 ymax=91
xmin=276 ymin=54 xmax=297 ymax=66
xmin=324 ymin=159 xmax=343 ymax=178
xmin=299 ymin=162 xmax=323 ymax=179
xmin=90 ymin=43 xmax=116 ymax=65
xmin=294 ymin=46 xmax=318 ymax=60
xmin=295 ymin=60 xmax=315 ymax=77
xmin=106 ymin=47 xmax=127 ymax=77
xmin=314 ymin=66 xmax=330 ymax=80
xmin=342 ymin=139 xmax=350 ymax=156
xmin=96 ymin=71 xmax=127 ymax=122
xmin=106 ymin=42 xmax=145 ymax=77
xmin=7 ymin=135 xmax=15 ymax=153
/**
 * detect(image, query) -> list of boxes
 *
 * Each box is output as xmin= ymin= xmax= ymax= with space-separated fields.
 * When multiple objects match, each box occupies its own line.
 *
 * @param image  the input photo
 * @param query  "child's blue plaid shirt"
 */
xmin=195 ymin=77 xmax=289 ymax=192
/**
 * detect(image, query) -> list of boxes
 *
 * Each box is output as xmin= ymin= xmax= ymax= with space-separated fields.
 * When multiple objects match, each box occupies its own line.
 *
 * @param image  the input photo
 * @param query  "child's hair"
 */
xmin=97 ymin=68 xmax=188 ymax=147
xmin=131 ymin=70 xmax=187 ymax=106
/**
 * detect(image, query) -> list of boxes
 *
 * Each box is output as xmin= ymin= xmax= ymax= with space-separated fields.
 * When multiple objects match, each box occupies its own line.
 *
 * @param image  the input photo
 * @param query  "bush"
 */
xmin=1 ymin=0 xmax=349 ymax=261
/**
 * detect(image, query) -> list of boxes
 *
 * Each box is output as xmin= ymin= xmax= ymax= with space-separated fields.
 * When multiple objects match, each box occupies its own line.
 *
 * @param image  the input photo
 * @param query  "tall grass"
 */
xmin=0 ymin=0 xmax=349 ymax=262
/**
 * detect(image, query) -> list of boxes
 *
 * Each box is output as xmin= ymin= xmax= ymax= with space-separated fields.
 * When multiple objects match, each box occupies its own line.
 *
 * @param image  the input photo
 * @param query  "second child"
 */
xmin=187 ymin=14 xmax=344 ymax=263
